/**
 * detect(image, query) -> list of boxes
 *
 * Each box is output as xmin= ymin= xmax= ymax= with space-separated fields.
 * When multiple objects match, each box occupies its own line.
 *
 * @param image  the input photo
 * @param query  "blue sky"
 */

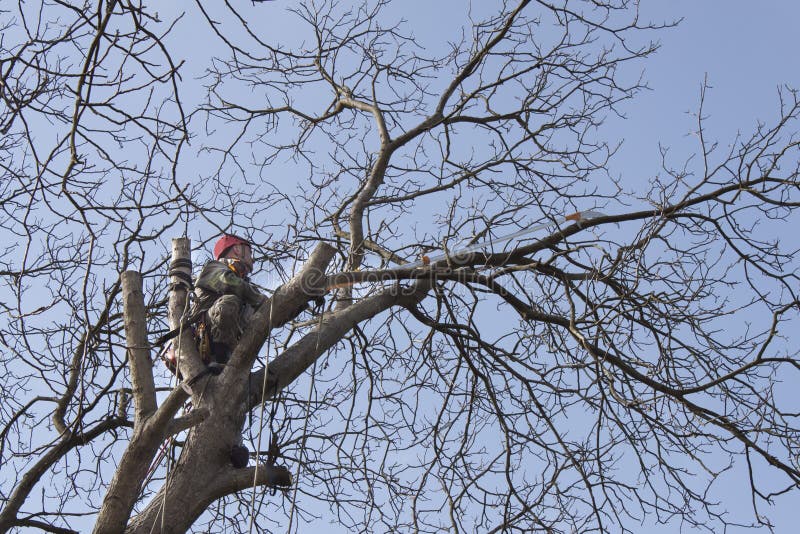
xmin=613 ymin=1 xmax=800 ymax=179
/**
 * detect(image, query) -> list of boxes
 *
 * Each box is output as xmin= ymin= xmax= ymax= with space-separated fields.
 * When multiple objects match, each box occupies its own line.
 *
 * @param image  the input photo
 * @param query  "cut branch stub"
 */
xmin=168 ymin=238 xmax=205 ymax=382
xmin=120 ymin=271 xmax=157 ymax=427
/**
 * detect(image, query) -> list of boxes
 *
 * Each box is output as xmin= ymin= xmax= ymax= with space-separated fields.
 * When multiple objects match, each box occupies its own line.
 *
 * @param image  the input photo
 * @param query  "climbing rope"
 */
xmin=247 ymin=295 xmax=276 ymax=534
xmin=286 ymin=304 xmax=325 ymax=534
xmin=246 ymin=243 xmax=304 ymax=531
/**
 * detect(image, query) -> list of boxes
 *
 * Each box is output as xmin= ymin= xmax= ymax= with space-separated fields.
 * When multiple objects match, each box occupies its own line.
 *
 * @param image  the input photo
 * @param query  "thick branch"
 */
xmin=125 ymin=463 xmax=291 ymax=534
xmin=93 ymin=384 xmax=194 ymax=533
xmin=249 ymin=281 xmax=430 ymax=408
xmin=215 ymin=464 xmax=292 ymax=494
xmin=93 ymin=245 xmax=201 ymax=534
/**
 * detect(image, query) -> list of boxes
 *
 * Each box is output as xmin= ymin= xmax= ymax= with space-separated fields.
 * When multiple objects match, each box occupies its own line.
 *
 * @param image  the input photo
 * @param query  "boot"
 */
xmin=230 ymin=442 xmax=249 ymax=468
xmin=210 ymin=341 xmax=231 ymax=364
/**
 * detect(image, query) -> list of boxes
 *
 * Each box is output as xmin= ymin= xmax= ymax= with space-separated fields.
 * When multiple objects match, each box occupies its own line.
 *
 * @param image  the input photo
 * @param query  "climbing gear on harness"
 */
xmin=168 ymin=258 xmax=194 ymax=291
xmin=158 ymin=319 xmax=216 ymax=375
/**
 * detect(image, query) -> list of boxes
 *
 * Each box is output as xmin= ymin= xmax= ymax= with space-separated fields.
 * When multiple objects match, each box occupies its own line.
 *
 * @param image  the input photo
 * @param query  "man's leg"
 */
xmin=205 ymin=294 xmax=252 ymax=467
xmin=205 ymin=294 xmax=242 ymax=363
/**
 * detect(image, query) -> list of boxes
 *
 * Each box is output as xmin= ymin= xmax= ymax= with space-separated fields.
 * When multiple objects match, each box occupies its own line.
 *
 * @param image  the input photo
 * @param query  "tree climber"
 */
xmin=160 ymin=234 xmax=263 ymax=374
xmin=189 ymin=235 xmax=263 ymax=468
xmin=161 ymin=234 xmax=323 ymax=468
xmin=193 ymin=234 xmax=263 ymax=366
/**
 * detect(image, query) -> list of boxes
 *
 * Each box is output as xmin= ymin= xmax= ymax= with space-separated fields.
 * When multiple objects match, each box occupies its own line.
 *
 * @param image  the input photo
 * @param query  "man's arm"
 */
xmin=195 ymin=261 xmax=263 ymax=305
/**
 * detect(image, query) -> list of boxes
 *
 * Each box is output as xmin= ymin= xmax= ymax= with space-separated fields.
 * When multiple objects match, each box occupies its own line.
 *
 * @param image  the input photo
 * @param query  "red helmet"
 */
xmin=213 ymin=234 xmax=251 ymax=260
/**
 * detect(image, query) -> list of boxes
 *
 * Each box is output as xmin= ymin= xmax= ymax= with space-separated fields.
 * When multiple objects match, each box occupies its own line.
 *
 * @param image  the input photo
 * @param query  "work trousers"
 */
xmin=205 ymin=294 xmax=254 ymax=347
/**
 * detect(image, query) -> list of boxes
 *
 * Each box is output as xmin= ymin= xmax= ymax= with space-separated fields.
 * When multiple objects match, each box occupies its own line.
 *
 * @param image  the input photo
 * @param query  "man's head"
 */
xmin=213 ymin=234 xmax=254 ymax=276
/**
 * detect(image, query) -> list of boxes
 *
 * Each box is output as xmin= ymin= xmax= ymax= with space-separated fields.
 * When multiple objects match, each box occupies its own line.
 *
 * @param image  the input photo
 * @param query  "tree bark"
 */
xmin=121 ymin=271 xmax=157 ymax=426
xmin=168 ymin=238 xmax=206 ymax=382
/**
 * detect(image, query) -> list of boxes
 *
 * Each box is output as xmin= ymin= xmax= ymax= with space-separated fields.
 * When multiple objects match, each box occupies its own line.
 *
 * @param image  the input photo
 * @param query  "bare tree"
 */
xmin=1 ymin=1 xmax=799 ymax=532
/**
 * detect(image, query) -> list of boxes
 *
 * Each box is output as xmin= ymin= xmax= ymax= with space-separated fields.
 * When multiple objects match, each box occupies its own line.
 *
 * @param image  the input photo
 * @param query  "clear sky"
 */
xmin=612 ymin=1 xmax=800 ymax=183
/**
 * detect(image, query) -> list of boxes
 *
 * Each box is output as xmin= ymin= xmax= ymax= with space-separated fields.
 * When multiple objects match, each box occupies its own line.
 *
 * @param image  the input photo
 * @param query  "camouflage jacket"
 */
xmin=193 ymin=260 xmax=263 ymax=313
